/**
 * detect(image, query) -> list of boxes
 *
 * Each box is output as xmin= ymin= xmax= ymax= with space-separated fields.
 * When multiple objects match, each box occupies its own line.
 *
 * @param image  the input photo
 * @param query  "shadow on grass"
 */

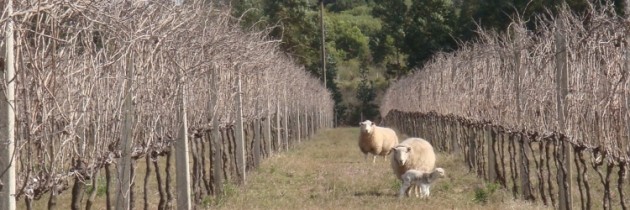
xmin=353 ymin=191 xmax=390 ymax=197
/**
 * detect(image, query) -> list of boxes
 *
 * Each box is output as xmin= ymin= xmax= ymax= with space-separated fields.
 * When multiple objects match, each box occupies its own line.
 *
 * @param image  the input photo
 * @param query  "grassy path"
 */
xmin=215 ymin=127 xmax=549 ymax=210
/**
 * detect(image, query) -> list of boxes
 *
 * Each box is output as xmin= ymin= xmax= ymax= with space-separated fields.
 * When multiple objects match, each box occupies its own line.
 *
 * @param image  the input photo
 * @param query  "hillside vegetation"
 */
xmin=229 ymin=0 xmax=620 ymax=125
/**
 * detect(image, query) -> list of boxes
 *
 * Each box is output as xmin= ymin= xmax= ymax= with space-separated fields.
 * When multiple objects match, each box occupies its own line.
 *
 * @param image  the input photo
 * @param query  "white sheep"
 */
xmin=358 ymin=120 xmax=399 ymax=163
xmin=391 ymin=137 xmax=436 ymax=196
xmin=398 ymin=168 xmax=445 ymax=198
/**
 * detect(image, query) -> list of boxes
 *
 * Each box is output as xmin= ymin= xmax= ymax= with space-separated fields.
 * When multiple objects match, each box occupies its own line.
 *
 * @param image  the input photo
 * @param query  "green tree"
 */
xmin=355 ymin=66 xmax=378 ymax=121
xmin=404 ymin=0 xmax=457 ymax=69
xmin=231 ymin=0 xmax=266 ymax=30
xmin=328 ymin=0 xmax=369 ymax=12
xmin=331 ymin=23 xmax=371 ymax=61
xmin=324 ymin=56 xmax=348 ymax=125
xmin=371 ymin=0 xmax=408 ymax=76
xmin=263 ymin=0 xmax=320 ymax=67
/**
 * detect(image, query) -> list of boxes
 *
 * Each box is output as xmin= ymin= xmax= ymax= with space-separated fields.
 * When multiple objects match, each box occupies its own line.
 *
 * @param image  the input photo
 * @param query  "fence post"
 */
xmin=115 ymin=53 xmax=135 ymax=210
xmin=520 ymin=133 xmax=533 ymax=200
xmin=210 ymin=65 xmax=223 ymax=196
xmin=297 ymin=104 xmax=301 ymax=143
xmin=468 ymin=126 xmax=477 ymax=173
xmin=283 ymin=89 xmax=289 ymax=150
xmin=265 ymin=93 xmax=272 ymax=157
xmin=486 ymin=125 xmax=497 ymax=183
xmin=275 ymin=99 xmax=281 ymax=151
xmin=313 ymin=109 xmax=316 ymax=135
xmin=451 ymin=120 xmax=460 ymax=153
xmin=253 ymin=110 xmax=261 ymax=168
xmin=0 ymin=1 xmax=16 ymax=208
xmin=235 ymin=70 xmax=246 ymax=184
xmin=624 ymin=2 xmax=630 ymax=207
xmin=304 ymin=106 xmax=309 ymax=138
xmin=174 ymin=58 xmax=192 ymax=210
xmin=555 ymin=16 xmax=572 ymax=210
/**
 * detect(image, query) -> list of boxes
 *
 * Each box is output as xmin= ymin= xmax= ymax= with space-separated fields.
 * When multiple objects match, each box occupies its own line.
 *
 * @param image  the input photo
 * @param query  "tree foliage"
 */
xmin=230 ymin=0 xmax=628 ymax=124
xmin=404 ymin=0 xmax=458 ymax=68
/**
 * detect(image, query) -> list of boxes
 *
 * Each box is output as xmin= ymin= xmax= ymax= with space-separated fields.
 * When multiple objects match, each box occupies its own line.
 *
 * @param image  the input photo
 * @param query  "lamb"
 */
xmin=391 ymin=137 xmax=436 ymax=196
xmin=398 ymin=168 xmax=446 ymax=198
xmin=358 ymin=120 xmax=399 ymax=163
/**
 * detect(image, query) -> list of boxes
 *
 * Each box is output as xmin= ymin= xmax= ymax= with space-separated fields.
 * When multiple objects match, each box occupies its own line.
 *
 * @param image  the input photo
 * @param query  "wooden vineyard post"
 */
xmin=264 ymin=95 xmax=272 ymax=157
xmin=276 ymin=99 xmax=281 ymax=151
xmin=235 ymin=69 xmax=246 ymax=184
xmin=486 ymin=126 xmax=497 ymax=183
xmin=175 ymin=61 xmax=191 ymax=210
xmin=0 ymin=1 xmax=16 ymax=208
xmin=555 ymin=16 xmax=572 ymax=210
xmin=283 ymin=88 xmax=289 ymax=150
xmin=512 ymin=25 xmax=534 ymax=201
xmin=116 ymin=53 xmax=135 ymax=210
xmin=297 ymin=104 xmax=301 ymax=143
xmin=209 ymin=66 xmax=222 ymax=196
xmin=304 ymin=105 xmax=309 ymax=138
xmin=253 ymin=101 xmax=261 ymax=168
xmin=519 ymin=134 xmax=533 ymax=200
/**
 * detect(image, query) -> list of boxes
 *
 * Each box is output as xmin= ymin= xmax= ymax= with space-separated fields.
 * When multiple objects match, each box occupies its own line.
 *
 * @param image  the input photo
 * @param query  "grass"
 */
xmin=213 ymin=127 xmax=550 ymax=210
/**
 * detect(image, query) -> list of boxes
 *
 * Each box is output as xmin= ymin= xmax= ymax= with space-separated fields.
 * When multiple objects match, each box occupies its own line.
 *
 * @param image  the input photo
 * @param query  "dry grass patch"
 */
xmin=215 ymin=127 xmax=551 ymax=210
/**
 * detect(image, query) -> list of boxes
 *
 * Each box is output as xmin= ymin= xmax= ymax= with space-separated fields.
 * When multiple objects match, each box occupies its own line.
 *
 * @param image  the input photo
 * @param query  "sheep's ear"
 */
xmin=359 ymin=122 xmax=364 ymax=126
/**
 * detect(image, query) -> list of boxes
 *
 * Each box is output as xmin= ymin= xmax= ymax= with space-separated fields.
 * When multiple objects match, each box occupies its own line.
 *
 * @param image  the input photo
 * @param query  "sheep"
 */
xmin=358 ymin=120 xmax=399 ymax=163
xmin=391 ymin=137 xmax=436 ymax=196
xmin=398 ymin=168 xmax=446 ymax=198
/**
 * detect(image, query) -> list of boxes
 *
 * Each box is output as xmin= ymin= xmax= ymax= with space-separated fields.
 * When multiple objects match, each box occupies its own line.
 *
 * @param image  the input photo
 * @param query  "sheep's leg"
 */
xmin=399 ymin=181 xmax=411 ymax=198
xmin=408 ymin=182 xmax=420 ymax=198
xmin=372 ymin=155 xmax=376 ymax=164
xmin=420 ymin=184 xmax=430 ymax=199
xmin=405 ymin=183 xmax=418 ymax=197
xmin=414 ymin=185 xmax=420 ymax=198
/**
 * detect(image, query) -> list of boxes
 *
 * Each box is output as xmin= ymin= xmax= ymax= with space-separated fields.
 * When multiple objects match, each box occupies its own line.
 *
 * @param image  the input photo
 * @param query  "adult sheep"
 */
xmin=358 ymin=120 xmax=399 ymax=163
xmin=391 ymin=137 xmax=436 ymax=196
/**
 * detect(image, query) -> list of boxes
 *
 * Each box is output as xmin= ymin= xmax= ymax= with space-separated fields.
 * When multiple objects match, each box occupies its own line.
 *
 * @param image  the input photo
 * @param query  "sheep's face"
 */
xmin=392 ymin=146 xmax=412 ymax=165
xmin=433 ymin=168 xmax=446 ymax=178
xmin=359 ymin=120 xmax=375 ymax=134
